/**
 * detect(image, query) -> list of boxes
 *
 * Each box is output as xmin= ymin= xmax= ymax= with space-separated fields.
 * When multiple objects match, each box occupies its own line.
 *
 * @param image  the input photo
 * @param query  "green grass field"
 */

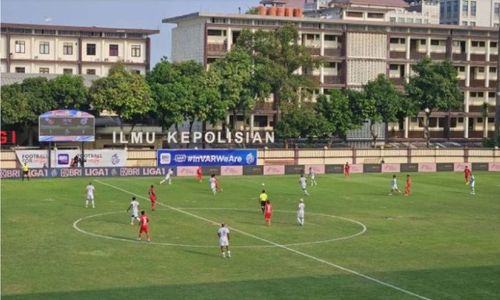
xmin=2 ymin=172 xmax=500 ymax=300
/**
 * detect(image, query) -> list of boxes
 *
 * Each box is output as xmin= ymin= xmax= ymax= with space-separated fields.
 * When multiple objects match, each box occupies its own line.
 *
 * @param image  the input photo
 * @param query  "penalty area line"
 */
xmin=94 ymin=179 xmax=432 ymax=300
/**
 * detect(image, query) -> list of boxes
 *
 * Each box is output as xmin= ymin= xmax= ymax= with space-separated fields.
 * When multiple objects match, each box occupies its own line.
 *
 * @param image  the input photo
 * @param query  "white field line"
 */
xmin=94 ymin=179 xmax=432 ymax=300
xmin=72 ymin=208 xmax=366 ymax=248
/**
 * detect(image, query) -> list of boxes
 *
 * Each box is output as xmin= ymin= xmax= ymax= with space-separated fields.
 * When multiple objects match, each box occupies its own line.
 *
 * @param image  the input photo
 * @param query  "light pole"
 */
xmin=424 ymin=107 xmax=430 ymax=148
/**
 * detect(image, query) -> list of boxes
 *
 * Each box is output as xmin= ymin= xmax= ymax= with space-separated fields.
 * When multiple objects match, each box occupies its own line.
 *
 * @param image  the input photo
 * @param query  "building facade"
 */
xmin=164 ymin=12 xmax=498 ymax=142
xmin=440 ymin=0 xmax=500 ymax=27
xmin=0 ymin=23 xmax=159 ymax=76
xmin=303 ymin=0 xmax=440 ymax=25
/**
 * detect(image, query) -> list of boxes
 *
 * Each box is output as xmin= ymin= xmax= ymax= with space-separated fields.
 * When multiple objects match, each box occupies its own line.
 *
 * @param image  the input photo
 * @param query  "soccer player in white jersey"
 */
xmin=308 ymin=167 xmax=317 ymax=187
xmin=299 ymin=174 xmax=310 ymax=196
xmin=210 ymin=174 xmax=218 ymax=195
xmin=297 ymin=199 xmax=305 ymax=226
xmin=85 ymin=182 xmax=95 ymax=208
xmin=160 ymin=168 xmax=174 ymax=185
xmin=469 ymin=175 xmax=476 ymax=195
xmin=127 ymin=196 xmax=140 ymax=225
xmin=217 ymin=223 xmax=231 ymax=258
xmin=389 ymin=174 xmax=401 ymax=195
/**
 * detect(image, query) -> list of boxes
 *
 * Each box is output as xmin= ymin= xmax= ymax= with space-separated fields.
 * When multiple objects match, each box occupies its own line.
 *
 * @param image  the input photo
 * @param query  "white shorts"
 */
xmin=219 ymin=238 xmax=229 ymax=247
xmin=211 ymin=184 xmax=216 ymax=191
xmin=87 ymin=194 xmax=94 ymax=200
xmin=391 ymin=185 xmax=398 ymax=190
xmin=301 ymin=184 xmax=307 ymax=190
xmin=132 ymin=210 xmax=139 ymax=218
xmin=297 ymin=211 xmax=304 ymax=218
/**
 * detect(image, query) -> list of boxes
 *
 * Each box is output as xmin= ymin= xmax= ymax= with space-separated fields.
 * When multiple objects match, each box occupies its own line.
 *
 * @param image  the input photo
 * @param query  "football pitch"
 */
xmin=2 ymin=172 xmax=500 ymax=300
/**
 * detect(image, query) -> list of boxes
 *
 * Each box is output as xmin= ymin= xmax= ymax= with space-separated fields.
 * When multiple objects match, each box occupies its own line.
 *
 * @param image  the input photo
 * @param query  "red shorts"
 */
xmin=139 ymin=226 xmax=149 ymax=234
xmin=150 ymin=195 xmax=156 ymax=202
xmin=264 ymin=213 xmax=272 ymax=221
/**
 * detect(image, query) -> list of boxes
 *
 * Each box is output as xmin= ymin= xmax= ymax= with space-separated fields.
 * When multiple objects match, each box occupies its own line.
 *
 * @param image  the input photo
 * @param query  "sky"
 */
xmin=1 ymin=0 xmax=260 ymax=65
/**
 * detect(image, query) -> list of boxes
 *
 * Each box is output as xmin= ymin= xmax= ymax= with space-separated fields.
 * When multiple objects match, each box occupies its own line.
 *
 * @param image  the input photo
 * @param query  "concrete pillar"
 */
xmin=406 ymin=36 xmax=411 ymax=60
xmin=250 ymin=114 xmax=255 ymax=135
xmin=227 ymin=27 xmax=232 ymax=51
xmin=464 ymin=91 xmax=469 ymax=138
xmin=404 ymin=117 xmax=409 ymax=139
xmin=466 ymin=38 xmax=471 ymax=61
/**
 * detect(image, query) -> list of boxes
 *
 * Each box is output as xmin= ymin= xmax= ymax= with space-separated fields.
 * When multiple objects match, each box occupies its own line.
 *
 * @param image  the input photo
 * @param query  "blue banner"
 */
xmin=157 ymin=149 xmax=257 ymax=167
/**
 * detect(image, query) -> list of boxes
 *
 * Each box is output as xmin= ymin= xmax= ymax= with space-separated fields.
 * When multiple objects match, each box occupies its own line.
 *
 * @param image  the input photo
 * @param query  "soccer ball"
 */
xmin=261 ymin=183 xmax=265 ymax=186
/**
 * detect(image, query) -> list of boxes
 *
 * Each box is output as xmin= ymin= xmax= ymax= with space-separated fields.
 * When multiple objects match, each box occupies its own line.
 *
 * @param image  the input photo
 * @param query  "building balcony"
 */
xmin=253 ymin=102 xmax=276 ymax=113
xmin=470 ymin=54 xmax=486 ymax=61
xmin=307 ymin=47 xmax=321 ymax=56
xmin=469 ymin=131 xmax=484 ymax=138
xmin=469 ymin=79 xmax=485 ymax=87
xmin=324 ymin=48 xmax=342 ymax=58
xmin=490 ymin=54 xmax=498 ymax=62
xmin=305 ymin=75 xmax=321 ymax=84
xmin=452 ymin=53 xmax=467 ymax=61
xmin=489 ymin=80 xmax=497 ymax=88
xmin=389 ymin=77 xmax=404 ymax=86
xmin=389 ymin=51 xmax=406 ymax=59
xmin=410 ymin=52 xmax=426 ymax=60
xmin=323 ymin=75 xmax=343 ymax=85
xmin=430 ymin=52 xmax=446 ymax=60
xmin=206 ymin=43 xmax=226 ymax=55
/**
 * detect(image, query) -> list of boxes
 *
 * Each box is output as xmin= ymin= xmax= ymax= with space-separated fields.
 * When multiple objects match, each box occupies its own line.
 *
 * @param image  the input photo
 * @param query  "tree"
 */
xmin=363 ymin=74 xmax=403 ymax=146
xmin=209 ymin=48 xmax=256 ymax=132
xmin=1 ymin=77 xmax=57 ymax=145
xmin=147 ymin=60 xmax=226 ymax=146
xmin=405 ymin=58 xmax=463 ymax=147
xmin=1 ymin=83 xmax=31 ymax=127
xmin=90 ymin=64 xmax=153 ymax=127
xmin=315 ymin=89 xmax=354 ymax=144
xmin=236 ymin=24 xmax=322 ymax=123
xmin=49 ymin=74 xmax=88 ymax=110
xmin=275 ymin=106 xmax=332 ymax=148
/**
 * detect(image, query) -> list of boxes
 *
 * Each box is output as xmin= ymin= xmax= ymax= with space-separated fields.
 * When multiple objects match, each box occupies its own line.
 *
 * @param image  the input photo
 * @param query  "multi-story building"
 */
xmin=440 ymin=0 xmax=500 ymax=27
xmin=0 ymin=23 xmax=159 ymax=76
xmin=164 ymin=12 xmax=498 ymax=142
xmin=303 ymin=0 xmax=441 ymax=25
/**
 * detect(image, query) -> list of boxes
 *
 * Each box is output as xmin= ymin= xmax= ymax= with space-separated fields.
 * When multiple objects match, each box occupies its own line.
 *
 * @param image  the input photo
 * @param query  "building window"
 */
xmin=471 ymin=1 xmax=476 ymax=17
xmin=63 ymin=68 xmax=73 ymax=74
xmin=15 ymin=67 xmax=25 ymax=73
xmin=109 ymin=44 xmax=119 ymax=56
xmin=462 ymin=21 xmax=468 ymax=26
xmin=63 ymin=43 xmax=73 ymax=55
xmin=470 ymin=21 xmax=476 ymax=26
xmin=132 ymin=70 xmax=141 ymax=74
xmin=86 ymin=43 xmax=96 ymax=55
xmin=131 ymin=45 xmax=141 ymax=57
xmin=346 ymin=11 xmax=363 ymax=18
xmin=491 ymin=41 xmax=498 ymax=48
xmin=39 ymin=67 xmax=49 ymax=74
xmin=15 ymin=40 xmax=25 ymax=53
xmin=462 ymin=0 xmax=468 ymax=16
xmin=86 ymin=69 xmax=96 ymax=75
xmin=39 ymin=42 xmax=49 ymax=54
xmin=390 ymin=17 xmax=396 ymax=23
xmin=495 ymin=3 xmax=500 ymax=18
xmin=489 ymin=92 xmax=496 ymax=98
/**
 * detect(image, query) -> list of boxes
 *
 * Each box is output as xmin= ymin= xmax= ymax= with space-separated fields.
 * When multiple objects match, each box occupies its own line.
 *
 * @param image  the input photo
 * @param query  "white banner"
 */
xmin=15 ymin=149 xmax=128 ymax=168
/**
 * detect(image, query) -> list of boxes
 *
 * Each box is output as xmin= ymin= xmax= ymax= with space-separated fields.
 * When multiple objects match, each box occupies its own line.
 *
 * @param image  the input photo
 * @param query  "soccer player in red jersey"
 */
xmin=264 ymin=200 xmax=273 ymax=226
xmin=464 ymin=165 xmax=471 ymax=184
xmin=148 ymin=185 xmax=156 ymax=211
xmin=344 ymin=162 xmax=351 ymax=177
xmin=196 ymin=166 xmax=203 ymax=183
xmin=404 ymin=174 xmax=412 ymax=196
xmin=137 ymin=210 xmax=151 ymax=241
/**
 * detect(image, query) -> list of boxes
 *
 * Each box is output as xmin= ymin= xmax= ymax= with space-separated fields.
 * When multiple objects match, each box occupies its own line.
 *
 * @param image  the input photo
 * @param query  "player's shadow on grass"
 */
xmin=182 ymin=248 xmax=218 ymax=258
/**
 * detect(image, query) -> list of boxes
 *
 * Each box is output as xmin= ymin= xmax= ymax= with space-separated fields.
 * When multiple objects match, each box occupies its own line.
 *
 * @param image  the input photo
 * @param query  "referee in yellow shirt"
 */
xmin=22 ymin=163 xmax=29 ymax=181
xmin=259 ymin=190 xmax=268 ymax=214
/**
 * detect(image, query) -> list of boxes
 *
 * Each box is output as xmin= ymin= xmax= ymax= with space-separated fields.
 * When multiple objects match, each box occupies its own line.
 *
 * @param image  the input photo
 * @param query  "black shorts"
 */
xmin=260 ymin=201 xmax=266 ymax=208
xmin=23 ymin=171 xmax=29 ymax=175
